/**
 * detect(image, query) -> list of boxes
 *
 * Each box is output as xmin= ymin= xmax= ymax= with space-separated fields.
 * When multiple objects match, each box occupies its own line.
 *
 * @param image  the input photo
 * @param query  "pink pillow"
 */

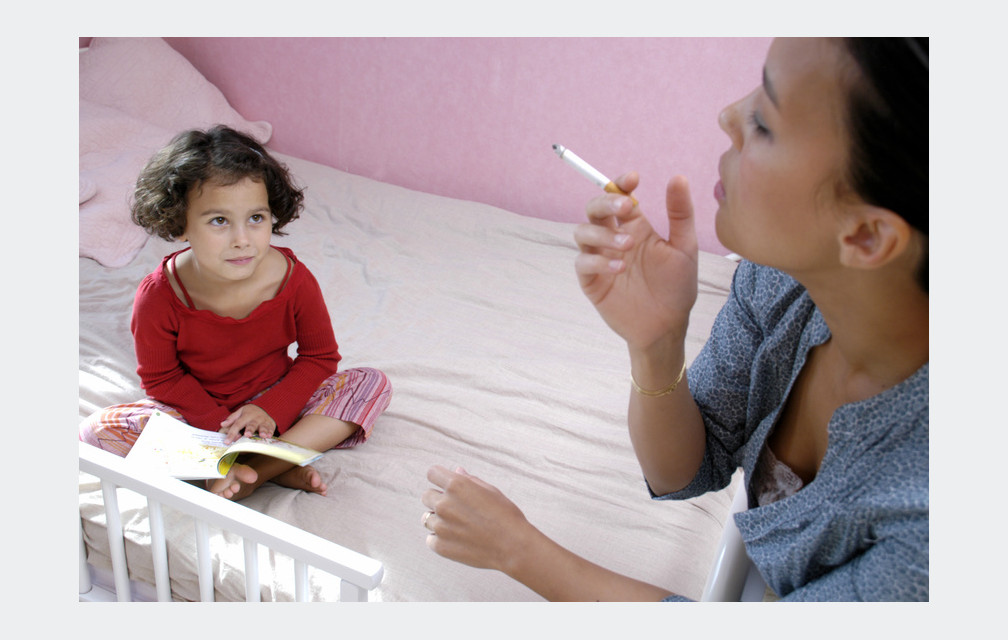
xmin=79 ymin=37 xmax=273 ymax=268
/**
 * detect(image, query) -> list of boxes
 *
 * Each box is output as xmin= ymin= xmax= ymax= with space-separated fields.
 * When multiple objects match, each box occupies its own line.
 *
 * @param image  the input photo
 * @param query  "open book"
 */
xmin=125 ymin=410 xmax=324 ymax=479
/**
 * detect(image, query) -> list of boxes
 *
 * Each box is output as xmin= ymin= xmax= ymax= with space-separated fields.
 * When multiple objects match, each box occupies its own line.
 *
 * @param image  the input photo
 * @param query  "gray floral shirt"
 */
xmin=659 ymin=260 xmax=928 ymax=601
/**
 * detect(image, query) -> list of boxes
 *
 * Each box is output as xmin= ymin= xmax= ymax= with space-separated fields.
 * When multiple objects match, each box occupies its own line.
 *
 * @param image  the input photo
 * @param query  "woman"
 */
xmin=420 ymin=38 xmax=928 ymax=601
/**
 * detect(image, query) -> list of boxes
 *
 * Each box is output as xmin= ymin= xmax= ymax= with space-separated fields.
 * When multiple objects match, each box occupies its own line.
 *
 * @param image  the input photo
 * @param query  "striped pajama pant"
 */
xmin=79 ymin=367 xmax=392 ymax=458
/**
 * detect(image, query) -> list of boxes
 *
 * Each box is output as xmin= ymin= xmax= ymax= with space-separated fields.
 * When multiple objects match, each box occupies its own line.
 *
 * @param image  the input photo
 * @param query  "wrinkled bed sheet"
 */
xmin=79 ymin=152 xmax=740 ymax=601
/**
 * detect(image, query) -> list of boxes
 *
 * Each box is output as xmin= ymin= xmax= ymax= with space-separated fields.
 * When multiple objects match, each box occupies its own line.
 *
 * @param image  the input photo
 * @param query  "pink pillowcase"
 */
xmin=79 ymin=37 xmax=273 ymax=268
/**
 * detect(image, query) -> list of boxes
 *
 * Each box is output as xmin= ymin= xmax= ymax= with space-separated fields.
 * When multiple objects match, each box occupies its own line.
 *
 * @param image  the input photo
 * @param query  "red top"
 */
xmin=130 ymin=246 xmax=341 ymax=433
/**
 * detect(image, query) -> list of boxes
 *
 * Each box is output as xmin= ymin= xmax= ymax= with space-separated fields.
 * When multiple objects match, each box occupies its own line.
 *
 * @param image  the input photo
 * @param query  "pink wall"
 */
xmin=160 ymin=38 xmax=770 ymax=255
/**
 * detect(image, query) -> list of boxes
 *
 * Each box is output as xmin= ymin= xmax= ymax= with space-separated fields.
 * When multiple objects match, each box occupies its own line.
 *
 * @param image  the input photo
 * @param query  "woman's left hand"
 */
xmin=421 ymin=465 xmax=531 ymax=573
xmin=220 ymin=404 xmax=276 ymax=443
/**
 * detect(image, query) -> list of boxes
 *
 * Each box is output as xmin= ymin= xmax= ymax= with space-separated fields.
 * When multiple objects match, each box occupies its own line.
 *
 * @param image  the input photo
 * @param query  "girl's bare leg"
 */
xmin=208 ymin=415 xmax=358 ymax=501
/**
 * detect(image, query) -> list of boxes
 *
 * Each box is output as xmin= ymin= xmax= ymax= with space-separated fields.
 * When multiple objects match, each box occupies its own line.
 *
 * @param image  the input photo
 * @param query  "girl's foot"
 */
xmin=207 ymin=463 xmax=259 ymax=501
xmin=273 ymin=464 xmax=328 ymax=496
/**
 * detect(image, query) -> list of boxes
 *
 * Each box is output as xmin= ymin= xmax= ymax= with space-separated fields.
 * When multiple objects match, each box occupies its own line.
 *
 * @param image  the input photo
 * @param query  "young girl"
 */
xmin=421 ymin=38 xmax=928 ymax=600
xmin=80 ymin=125 xmax=392 ymax=501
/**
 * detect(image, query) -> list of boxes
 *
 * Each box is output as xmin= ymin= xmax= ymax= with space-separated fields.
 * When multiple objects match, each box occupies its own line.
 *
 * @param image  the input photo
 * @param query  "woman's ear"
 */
xmin=837 ymin=206 xmax=913 ymax=271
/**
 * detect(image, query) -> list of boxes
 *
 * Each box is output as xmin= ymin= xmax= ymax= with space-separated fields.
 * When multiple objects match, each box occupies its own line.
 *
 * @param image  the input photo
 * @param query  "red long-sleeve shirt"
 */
xmin=130 ymin=246 xmax=341 ymax=433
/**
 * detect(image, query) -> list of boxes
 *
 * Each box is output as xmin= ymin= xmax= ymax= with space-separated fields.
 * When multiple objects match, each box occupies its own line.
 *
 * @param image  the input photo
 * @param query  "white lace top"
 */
xmin=753 ymin=445 xmax=804 ymax=507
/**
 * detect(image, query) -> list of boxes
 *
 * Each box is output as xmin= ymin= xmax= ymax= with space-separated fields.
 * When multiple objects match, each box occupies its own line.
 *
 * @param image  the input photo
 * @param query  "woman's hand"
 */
xmin=421 ymin=465 xmax=532 ymax=574
xmin=574 ymin=173 xmax=699 ymax=352
xmin=220 ymin=404 xmax=276 ymax=443
xmin=421 ymin=464 xmax=676 ymax=601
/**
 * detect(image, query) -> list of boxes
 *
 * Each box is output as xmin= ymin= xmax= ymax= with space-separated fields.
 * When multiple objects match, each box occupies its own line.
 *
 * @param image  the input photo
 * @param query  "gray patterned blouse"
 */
xmin=658 ymin=260 xmax=928 ymax=601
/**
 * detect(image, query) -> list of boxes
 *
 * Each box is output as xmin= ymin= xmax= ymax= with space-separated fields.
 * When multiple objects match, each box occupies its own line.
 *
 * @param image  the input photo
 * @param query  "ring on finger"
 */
xmin=422 ymin=511 xmax=434 ymax=529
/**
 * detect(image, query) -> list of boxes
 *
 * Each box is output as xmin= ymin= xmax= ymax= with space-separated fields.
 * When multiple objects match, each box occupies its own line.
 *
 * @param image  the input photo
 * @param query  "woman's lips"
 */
xmin=714 ymin=179 xmax=726 ymax=203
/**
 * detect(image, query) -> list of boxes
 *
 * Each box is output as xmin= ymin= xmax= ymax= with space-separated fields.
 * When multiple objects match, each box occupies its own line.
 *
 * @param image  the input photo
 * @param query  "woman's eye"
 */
xmin=747 ymin=110 xmax=771 ymax=138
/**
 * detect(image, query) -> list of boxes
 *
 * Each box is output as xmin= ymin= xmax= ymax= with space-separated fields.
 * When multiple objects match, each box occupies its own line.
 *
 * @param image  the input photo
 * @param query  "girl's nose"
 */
xmin=231 ymin=225 xmax=250 ymax=247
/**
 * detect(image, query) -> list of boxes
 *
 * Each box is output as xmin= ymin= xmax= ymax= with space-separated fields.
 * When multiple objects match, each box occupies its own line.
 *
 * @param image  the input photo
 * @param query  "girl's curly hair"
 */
xmin=131 ymin=125 xmax=304 ymax=240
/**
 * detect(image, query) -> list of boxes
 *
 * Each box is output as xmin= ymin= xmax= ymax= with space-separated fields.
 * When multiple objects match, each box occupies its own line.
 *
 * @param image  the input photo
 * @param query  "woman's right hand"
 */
xmin=574 ymin=173 xmax=699 ymax=352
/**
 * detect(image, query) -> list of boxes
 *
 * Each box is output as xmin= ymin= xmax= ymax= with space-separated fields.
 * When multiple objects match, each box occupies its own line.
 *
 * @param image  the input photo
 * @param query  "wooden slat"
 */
xmin=244 ymin=539 xmax=260 ymax=602
xmin=100 ymin=480 xmax=131 ymax=602
xmin=148 ymin=499 xmax=172 ymax=601
xmin=80 ymin=442 xmax=383 ymax=601
xmin=195 ymin=520 xmax=213 ymax=601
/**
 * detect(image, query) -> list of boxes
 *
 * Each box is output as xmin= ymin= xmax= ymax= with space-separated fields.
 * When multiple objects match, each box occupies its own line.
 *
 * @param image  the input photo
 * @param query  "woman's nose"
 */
xmin=718 ymin=99 xmax=743 ymax=148
xmin=720 ymin=88 xmax=758 ymax=149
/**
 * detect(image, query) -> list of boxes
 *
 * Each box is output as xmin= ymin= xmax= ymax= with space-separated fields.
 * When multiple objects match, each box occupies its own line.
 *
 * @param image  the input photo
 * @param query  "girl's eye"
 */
xmin=250 ymin=213 xmax=265 ymax=224
xmin=209 ymin=216 xmax=228 ymax=226
xmin=747 ymin=110 xmax=771 ymax=138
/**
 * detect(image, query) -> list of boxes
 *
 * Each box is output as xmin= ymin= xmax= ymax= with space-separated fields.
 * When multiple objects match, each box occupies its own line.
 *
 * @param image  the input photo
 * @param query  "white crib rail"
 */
xmin=79 ymin=442 xmax=384 ymax=602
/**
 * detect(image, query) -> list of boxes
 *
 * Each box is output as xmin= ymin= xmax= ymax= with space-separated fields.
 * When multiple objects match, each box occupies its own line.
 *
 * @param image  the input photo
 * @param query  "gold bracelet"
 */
xmin=631 ymin=359 xmax=687 ymax=397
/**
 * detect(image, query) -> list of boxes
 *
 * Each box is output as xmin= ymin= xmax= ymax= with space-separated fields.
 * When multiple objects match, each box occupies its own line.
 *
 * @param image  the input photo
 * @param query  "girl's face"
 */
xmin=179 ymin=176 xmax=273 ymax=285
xmin=714 ymin=38 xmax=853 ymax=277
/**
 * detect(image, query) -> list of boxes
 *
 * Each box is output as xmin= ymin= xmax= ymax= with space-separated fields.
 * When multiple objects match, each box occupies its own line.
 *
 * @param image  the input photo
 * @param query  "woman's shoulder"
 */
xmin=732 ymin=260 xmax=803 ymax=299
xmin=729 ymin=260 xmax=813 ymax=332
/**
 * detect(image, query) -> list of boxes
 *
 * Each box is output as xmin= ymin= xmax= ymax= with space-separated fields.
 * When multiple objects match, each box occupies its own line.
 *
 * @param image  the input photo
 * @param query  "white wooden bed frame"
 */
xmin=80 ymin=438 xmax=754 ymax=602
xmin=79 ymin=442 xmax=384 ymax=602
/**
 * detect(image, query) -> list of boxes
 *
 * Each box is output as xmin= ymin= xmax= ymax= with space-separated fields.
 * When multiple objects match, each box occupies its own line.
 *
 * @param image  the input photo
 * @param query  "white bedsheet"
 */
xmin=79 ymin=152 xmax=740 ymax=601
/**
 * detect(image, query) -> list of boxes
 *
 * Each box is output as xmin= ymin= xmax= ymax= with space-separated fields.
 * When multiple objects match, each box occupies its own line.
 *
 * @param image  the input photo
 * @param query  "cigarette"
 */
xmin=552 ymin=143 xmax=636 ymax=204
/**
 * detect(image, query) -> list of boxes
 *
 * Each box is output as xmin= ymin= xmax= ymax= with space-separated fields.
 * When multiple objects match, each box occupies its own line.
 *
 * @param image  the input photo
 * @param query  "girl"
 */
xmin=421 ymin=38 xmax=928 ymax=601
xmin=80 ymin=125 xmax=392 ymax=501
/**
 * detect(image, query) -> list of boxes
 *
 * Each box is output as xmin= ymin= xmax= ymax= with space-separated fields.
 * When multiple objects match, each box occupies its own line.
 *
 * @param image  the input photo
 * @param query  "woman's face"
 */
xmin=714 ymin=38 xmax=853 ymax=277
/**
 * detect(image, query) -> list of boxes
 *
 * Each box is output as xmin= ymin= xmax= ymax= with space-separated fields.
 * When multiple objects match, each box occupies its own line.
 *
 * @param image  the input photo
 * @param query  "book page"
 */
xmin=126 ymin=411 xmax=230 ymax=479
xmin=225 ymin=436 xmax=323 ymax=467
xmin=124 ymin=411 xmax=325 ymax=479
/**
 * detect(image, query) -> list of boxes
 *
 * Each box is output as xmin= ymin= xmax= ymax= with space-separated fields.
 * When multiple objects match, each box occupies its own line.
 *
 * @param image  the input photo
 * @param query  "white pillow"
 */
xmin=79 ymin=37 xmax=273 ymax=268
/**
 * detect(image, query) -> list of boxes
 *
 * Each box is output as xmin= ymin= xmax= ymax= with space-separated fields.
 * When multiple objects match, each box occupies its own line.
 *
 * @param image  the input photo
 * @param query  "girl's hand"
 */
xmin=573 ymin=173 xmax=699 ymax=352
xmin=220 ymin=404 xmax=276 ymax=443
xmin=421 ymin=465 xmax=531 ymax=574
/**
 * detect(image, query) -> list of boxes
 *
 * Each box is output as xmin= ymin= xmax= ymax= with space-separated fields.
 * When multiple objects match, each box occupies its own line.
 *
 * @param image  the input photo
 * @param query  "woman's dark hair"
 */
xmin=840 ymin=37 xmax=928 ymax=291
xmin=131 ymin=125 xmax=304 ymax=240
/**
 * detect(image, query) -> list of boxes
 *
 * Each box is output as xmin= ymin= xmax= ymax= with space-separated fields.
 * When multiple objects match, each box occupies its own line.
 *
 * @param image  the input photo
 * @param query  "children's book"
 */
xmin=125 ymin=410 xmax=324 ymax=479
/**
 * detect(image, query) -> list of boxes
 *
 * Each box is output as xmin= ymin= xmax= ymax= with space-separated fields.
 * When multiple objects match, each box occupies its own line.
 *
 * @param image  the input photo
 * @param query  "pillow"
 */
xmin=79 ymin=37 xmax=273 ymax=268
xmin=79 ymin=176 xmax=96 ymax=204
xmin=79 ymin=101 xmax=178 ymax=269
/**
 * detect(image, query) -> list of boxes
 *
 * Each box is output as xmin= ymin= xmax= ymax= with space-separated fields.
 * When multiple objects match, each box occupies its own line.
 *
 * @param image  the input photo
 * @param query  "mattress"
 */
xmin=79 ymin=151 xmax=740 ymax=601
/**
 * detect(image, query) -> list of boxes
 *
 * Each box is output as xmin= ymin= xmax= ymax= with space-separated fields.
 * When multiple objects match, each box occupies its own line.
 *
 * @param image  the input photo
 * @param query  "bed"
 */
xmin=78 ymin=37 xmax=742 ymax=602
